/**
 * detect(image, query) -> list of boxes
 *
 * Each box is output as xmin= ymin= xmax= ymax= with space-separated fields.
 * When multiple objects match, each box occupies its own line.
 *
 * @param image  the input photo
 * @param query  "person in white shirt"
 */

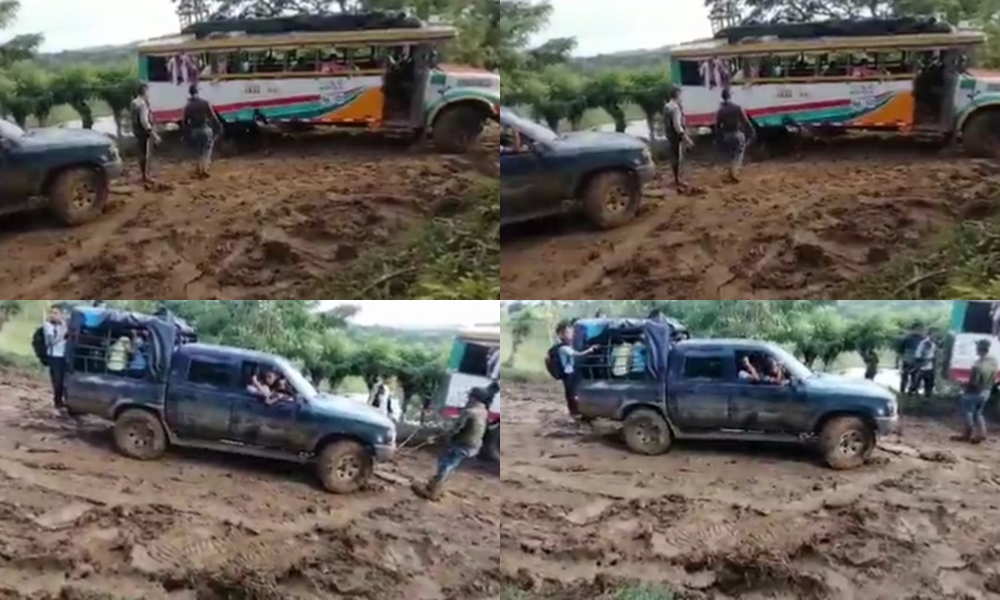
xmin=43 ymin=306 xmax=68 ymax=412
xmin=663 ymin=87 xmax=694 ymax=193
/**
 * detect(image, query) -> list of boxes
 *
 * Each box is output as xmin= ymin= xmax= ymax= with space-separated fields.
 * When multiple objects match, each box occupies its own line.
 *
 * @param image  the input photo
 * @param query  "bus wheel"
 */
xmin=962 ymin=109 xmax=1000 ymax=158
xmin=432 ymin=104 xmax=486 ymax=154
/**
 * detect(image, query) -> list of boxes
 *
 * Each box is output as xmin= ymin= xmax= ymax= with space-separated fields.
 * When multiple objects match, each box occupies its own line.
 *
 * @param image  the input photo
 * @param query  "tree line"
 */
xmin=503 ymin=300 xmax=951 ymax=371
xmin=0 ymin=300 xmax=452 ymax=405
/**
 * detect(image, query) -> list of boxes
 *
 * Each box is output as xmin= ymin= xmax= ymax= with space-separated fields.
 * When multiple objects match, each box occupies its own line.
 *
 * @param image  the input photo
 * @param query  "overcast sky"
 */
xmin=11 ymin=0 xmax=712 ymax=55
xmin=321 ymin=301 xmax=499 ymax=328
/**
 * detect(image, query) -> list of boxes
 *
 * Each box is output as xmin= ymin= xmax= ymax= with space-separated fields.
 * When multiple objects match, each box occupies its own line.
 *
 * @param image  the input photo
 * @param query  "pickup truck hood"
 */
xmin=804 ymin=374 xmax=895 ymax=402
xmin=553 ymin=131 xmax=647 ymax=152
xmin=17 ymin=127 xmax=114 ymax=151
xmin=308 ymin=393 xmax=394 ymax=429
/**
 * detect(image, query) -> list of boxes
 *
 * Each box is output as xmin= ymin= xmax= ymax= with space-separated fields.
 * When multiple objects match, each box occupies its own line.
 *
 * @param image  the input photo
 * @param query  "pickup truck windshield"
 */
xmin=770 ymin=346 xmax=813 ymax=380
xmin=0 ymin=118 xmax=25 ymax=140
xmin=503 ymin=110 xmax=559 ymax=145
xmin=278 ymin=358 xmax=319 ymax=400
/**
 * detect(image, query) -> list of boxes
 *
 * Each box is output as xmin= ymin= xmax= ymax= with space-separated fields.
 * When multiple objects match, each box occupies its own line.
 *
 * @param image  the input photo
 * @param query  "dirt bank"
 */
xmin=500 ymin=138 xmax=1000 ymax=299
xmin=0 ymin=368 xmax=500 ymax=599
xmin=0 ymin=132 xmax=497 ymax=299
xmin=500 ymin=382 xmax=1000 ymax=599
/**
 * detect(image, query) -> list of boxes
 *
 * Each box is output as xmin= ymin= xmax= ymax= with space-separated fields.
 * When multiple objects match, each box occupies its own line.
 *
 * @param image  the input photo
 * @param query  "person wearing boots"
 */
xmin=959 ymin=339 xmax=998 ymax=444
xmin=413 ymin=386 xmax=491 ymax=501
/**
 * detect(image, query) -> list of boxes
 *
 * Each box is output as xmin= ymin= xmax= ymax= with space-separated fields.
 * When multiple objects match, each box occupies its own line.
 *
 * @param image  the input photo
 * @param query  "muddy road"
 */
xmin=500 ymin=382 xmax=1000 ymax=599
xmin=500 ymin=138 xmax=1000 ymax=299
xmin=0 ymin=368 xmax=500 ymax=600
xmin=0 ymin=132 xmax=498 ymax=299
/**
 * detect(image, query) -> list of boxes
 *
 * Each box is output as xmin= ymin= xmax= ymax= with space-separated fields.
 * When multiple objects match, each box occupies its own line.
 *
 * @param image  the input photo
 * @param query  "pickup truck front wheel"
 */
xmin=48 ymin=166 xmax=108 ymax=226
xmin=316 ymin=440 xmax=373 ymax=494
xmin=113 ymin=409 xmax=167 ymax=460
xmin=818 ymin=416 xmax=875 ymax=470
xmin=623 ymin=408 xmax=672 ymax=455
xmin=582 ymin=170 xmax=640 ymax=229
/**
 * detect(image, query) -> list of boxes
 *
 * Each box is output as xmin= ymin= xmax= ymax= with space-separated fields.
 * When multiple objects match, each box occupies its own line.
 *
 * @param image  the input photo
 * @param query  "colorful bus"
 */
xmin=669 ymin=18 xmax=1000 ymax=156
xmin=438 ymin=327 xmax=500 ymax=422
xmin=136 ymin=13 xmax=500 ymax=153
xmin=948 ymin=300 xmax=1000 ymax=386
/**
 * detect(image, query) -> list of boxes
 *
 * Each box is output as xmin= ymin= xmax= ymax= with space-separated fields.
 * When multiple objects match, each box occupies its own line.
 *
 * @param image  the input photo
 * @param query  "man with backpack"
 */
xmin=41 ymin=305 xmax=69 ymax=413
xmin=545 ymin=320 xmax=598 ymax=422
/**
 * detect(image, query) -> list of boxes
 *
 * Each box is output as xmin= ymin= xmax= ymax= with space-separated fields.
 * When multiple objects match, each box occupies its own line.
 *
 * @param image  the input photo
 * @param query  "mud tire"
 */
xmin=113 ymin=409 xmax=167 ymax=461
xmin=962 ymin=109 xmax=1000 ymax=158
xmin=819 ymin=416 xmax=875 ymax=470
xmin=622 ymin=408 xmax=672 ymax=455
xmin=432 ymin=104 xmax=486 ymax=154
xmin=316 ymin=440 xmax=373 ymax=494
xmin=481 ymin=426 xmax=500 ymax=462
xmin=48 ymin=166 xmax=108 ymax=226
xmin=581 ymin=170 xmax=641 ymax=230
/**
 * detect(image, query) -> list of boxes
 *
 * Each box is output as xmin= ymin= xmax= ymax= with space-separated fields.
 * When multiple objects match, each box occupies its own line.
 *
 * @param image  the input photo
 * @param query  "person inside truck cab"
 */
xmin=760 ymin=356 xmax=785 ymax=384
xmin=248 ymin=369 xmax=293 ymax=405
xmin=500 ymin=126 xmax=526 ymax=155
xmin=738 ymin=355 xmax=760 ymax=381
xmin=128 ymin=331 xmax=149 ymax=379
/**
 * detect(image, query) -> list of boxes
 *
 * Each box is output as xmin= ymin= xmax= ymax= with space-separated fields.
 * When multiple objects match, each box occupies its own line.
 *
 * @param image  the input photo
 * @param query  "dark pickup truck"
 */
xmin=62 ymin=307 xmax=396 ymax=494
xmin=572 ymin=318 xmax=900 ymax=469
xmin=0 ymin=118 xmax=123 ymax=225
xmin=499 ymin=107 xmax=655 ymax=229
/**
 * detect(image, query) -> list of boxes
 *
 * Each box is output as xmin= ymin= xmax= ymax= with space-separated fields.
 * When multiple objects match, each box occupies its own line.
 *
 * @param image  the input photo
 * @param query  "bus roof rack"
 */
xmin=181 ymin=11 xmax=425 ymax=39
xmin=715 ymin=17 xmax=955 ymax=44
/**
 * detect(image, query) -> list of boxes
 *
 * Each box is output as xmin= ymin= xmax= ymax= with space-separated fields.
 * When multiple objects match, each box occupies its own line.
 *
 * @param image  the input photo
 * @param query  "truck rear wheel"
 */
xmin=581 ymin=171 xmax=640 ymax=229
xmin=623 ymin=408 xmax=672 ymax=455
xmin=432 ymin=104 xmax=486 ymax=154
xmin=962 ymin=109 xmax=1000 ymax=158
xmin=316 ymin=440 xmax=373 ymax=494
xmin=481 ymin=426 xmax=500 ymax=462
xmin=113 ymin=409 xmax=167 ymax=461
xmin=48 ymin=166 xmax=108 ymax=226
xmin=818 ymin=416 xmax=875 ymax=470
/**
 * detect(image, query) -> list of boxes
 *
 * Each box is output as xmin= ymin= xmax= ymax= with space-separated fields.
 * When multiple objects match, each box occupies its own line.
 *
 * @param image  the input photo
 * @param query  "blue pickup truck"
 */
xmin=0 ymin=118 xmax=123 ymax=225
xmin=572 ymin=318 xmax=899 ymax=469
xmin=62 ymin=307 xmax=397 ymax=494
xmin=500 ymin=107 xmax=655 ymax=229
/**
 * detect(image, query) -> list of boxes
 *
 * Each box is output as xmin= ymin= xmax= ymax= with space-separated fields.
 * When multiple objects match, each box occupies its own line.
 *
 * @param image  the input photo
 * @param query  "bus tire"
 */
xmin=962 ymin=109 xmax=1000 ymax=158
xmin=432 ymin=104 xmax=487 ymax=154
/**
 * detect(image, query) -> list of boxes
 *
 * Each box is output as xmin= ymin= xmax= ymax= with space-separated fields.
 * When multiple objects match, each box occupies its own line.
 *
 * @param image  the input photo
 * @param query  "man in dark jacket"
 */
xmin=182 ymin=84 xmax=223 ymax=178
xmin=663 ymin=87 xmax=693 ymax=193
xmin=413 ymin=386 xmax=492 ymax=500
xmin=130 ymin=83 xmax=160 ymax=189
xmin=714 ymin=88 xmax=754 ymax=182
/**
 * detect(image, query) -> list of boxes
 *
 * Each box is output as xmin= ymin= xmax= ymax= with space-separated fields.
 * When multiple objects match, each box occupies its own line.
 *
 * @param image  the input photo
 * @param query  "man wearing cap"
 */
xmin=413 ymin=386 xmax=491 ymax=500
xmin=960 ymin=339 xmax=998 ymax=443
xmin=182 ymin=83 xmax=223 ymax=179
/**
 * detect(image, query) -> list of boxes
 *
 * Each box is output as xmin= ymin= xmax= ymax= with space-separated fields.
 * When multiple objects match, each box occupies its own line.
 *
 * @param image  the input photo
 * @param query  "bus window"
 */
xmin=458 ymin=342 xmax=493 ymax=377
xmin=678 ymin=60 xmax=703 ymax=86
xmin=147 ymin=56 xmax=171 ymax=82
xmin=816 ymin=52 xmax=851 ymax=77
xmin=963 ymin=301 xmax=998 ymax=334
xmin=248 ymin=50 xmax=285 ymax=73
xmin=288 ymin=48 xmax=320 ymax=72
xmin=785 ymin=53 xmax=817 ymax=78
xmin=876 ymin=50 xmax=910 ymax=75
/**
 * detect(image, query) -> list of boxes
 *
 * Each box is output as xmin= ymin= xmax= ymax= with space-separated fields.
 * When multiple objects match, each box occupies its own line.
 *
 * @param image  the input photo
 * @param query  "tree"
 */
xmin=94 ymin=66 xmax=139 ymax=137
xmin=0 ymin=1 xmax=41 ymax=69
xmin=0 ymin=300 xmax=21 ymax=333
xmin=506 ymin=309 xmax=536 ymax=366
xmin=51 ymin=67 xmax=96 ymax=129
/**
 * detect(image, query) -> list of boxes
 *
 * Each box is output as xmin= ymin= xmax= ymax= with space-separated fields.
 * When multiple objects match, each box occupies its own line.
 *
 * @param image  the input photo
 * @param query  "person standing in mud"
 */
xmin=663 ymin=87 xmax=693 ymax=193
xmin=896 ymin=324 xmax=924 ymax=394
xmin=130 ymin=83 xmax=160 ymax=189
xmin=552 ymin=321 xmax=598 ymax=423
xmin=413 ymin=386 xmax=491 ymax=501
xmin=914 ymin=328 xmax=938 ymax=397
xmin=861 ymin=347 xmax=879 ymax=380
xmin=959 ymin=339 xmax=997 ymax=444
xmin=42 ymin=305 xmax=68 ymax=414
xmin=182 ymin=83 xmax=223 ymax=179
xmin=714 ymin=88 xmax=754 ymax=183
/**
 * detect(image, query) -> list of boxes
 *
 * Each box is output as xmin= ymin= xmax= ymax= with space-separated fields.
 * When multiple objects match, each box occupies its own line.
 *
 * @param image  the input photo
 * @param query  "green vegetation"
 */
xmin=0 ymin=300 xmax=455 ymax=401
xmin=0 ymin=1 xmax=138 ymax=132
xmin=327 ymin=178 xmax=499 ymax=300
xmin=856 ymin=211 xmax=1000 ymax=299
xmin=501 ymin=300 xmax=951 ymax=379
xmin=497 ymin=583 xmax=677 ymax=600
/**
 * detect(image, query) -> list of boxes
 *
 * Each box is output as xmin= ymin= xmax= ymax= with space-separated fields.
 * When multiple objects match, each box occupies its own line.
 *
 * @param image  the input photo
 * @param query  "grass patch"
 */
xmin=851 ymin=209 xmax=1000 ymax=299
xmin=323 ymin=176 xmax=498 ymax=299
xmin=495 ymin=583 xmax=676 ymax=600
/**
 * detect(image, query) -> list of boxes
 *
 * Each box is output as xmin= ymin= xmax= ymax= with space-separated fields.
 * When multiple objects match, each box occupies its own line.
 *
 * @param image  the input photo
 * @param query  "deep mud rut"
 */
xmin=0 ymin=369 xmax=500 ymax=600
xmin=0 ymin=132 xmax=497 ymax=299
xmin=500 ymin=138 xmax=1000 ymax=299
xmin=501 ymin=382 xmax=1000 ymax=599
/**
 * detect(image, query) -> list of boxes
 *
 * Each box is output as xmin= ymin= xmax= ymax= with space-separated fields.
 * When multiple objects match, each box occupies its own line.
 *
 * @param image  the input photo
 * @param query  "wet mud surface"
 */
xmin=500 ymin=382 xmax=1000 ymax=599
xmin=500 ymin=138 xmax=1000 ymax=299
xmin=0 ymin=132 xmax=497 ymax=299
xmin=0 ymin=369 xmax=500 ymax=599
